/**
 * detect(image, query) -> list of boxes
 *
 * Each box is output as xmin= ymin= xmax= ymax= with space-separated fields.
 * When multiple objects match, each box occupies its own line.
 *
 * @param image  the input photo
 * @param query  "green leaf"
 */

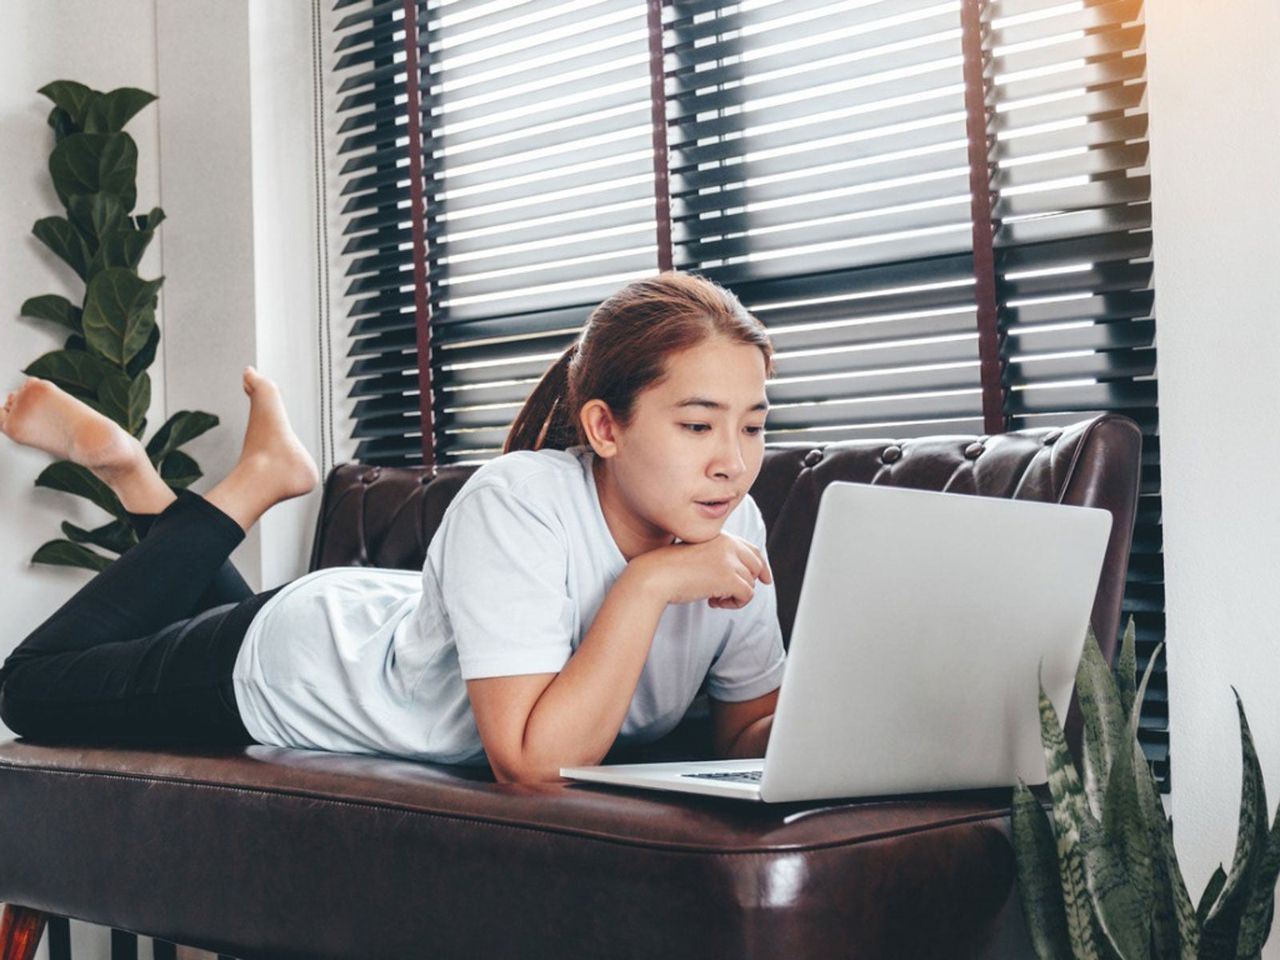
xmin=1114 ymin=616 xmax=1137 ymax=722
xmin=1145 ymin=802 xmax=1187 ymax=960
xmin=48 ymin=132 xmax=138 ymax=212
xmin=134 ymin=206 xmax=165 ymax=232
xmin=1125 ymin=644 xmax=1195 ymax=960
xmin=90 ymin=225 xmax=154 ymax=273
xmin=1239 ymin=890 xmax=1275 ymax=960
xmin=125 ymin=323 xmax=160 ymax=380
xmin=1096 ymin=645 xmax=1160 ymax=957
xmin=1078 ymin=624 xmax=1128 ymax=820
xmin=34 ymin=460 xmax=124 ymax=519
xmin=23 ymin=349 xmax=116 ymax=400
xmin=47 ymin=105 xmax=79 ymax=142
xmin=32 ymin=216 xmax=90 ymax=279
xmin=61 ymin=518 xmax=137 ymax=555
xmin=1037 ymin=672 xmax=1147 ymax=960
xmin=1152 ymin=803 xmax=1198 ymax=960
xmin=20 ymin=294 xmax=83 ymax=333
xmin=159 ymin=449 xmax=201 ymax=489
xmin=1196 ymin=865 xmax=1227 ymax=927
xmin=68 ymin=193 xmax=127 ymax=252
xmin=38 ymin=80 xmax=96 ymax=127
xmin=1038 ymin=669 xmax=1096 ymax=846
xmin=1201 ymin=691 xmax=1271 ymax=959
xmin=83 ymin=87 xmax=156 ymax=134
xmin=1034 ymin=675 xmax=1106 ymax=957
xmin=1011 ymin=781 xmax=1074 ymax=960
xmin=82 ymin=267 xmax=162 ymax=368
xmin=96 ymin=371 xmax=150 ymax=436
xmin=146 ymin=410 xmax=219 ymax=464
xmin=1060 ymin=835 xmax=1104 ymax=959
xmin=1234 ymin=765 xmax=1280 ymax=958
xmin=31 ymin=538 xmax=112 ymax=572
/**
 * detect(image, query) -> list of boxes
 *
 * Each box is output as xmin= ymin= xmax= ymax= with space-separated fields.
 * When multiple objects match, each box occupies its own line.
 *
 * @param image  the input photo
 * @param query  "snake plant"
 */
xmin=1012 ymin=618 xmax=1280 ymax=959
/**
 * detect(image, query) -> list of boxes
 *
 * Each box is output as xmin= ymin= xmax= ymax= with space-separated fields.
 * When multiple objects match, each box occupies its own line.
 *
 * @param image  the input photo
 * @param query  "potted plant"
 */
xmin=16 ymin=80 xmax=218 ymax=571
xmin=1013 ymin=619 xmax=1280 ymax=959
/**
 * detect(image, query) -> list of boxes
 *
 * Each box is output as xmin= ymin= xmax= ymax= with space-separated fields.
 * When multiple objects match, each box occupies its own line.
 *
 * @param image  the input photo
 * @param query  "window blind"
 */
xmin=659 ymin=0 xmax=1165 ymax=791
xmin=665 ymin=0 xmax=986 ymax=442
xmin=333 ymin=0 xmax=659 ymax=465
xmin=326 ymin=0 xmax=1166 ymax=793
xmin=987 ymin=0 xmax=1165 ymax=789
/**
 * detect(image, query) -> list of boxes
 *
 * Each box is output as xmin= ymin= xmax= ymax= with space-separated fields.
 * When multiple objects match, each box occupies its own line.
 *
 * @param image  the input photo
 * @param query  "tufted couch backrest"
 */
xmin=310 ymin=413 xmax=1141 ymax=667
xmin=309 ymin=413 xmax=1141 ymax=761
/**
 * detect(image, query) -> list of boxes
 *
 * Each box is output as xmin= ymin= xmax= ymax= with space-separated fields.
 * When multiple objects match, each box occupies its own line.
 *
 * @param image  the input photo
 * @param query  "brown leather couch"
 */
xmin=0 ymin=413 xmax=1142 ymax=960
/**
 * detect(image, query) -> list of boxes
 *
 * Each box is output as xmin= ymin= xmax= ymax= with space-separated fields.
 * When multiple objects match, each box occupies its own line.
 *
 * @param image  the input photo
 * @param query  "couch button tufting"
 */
xmin=1043 ymin=429 xmax=1063 ymax=445
xmin=803 ymin=448 xmax=824 ymax=468
xmin=881 ymin=445 xmax=901 ymax=464
xmin=964 ymin=442 xmax=984 ymax=460
xmin=360 ymin=468 xmax=381 ymax=484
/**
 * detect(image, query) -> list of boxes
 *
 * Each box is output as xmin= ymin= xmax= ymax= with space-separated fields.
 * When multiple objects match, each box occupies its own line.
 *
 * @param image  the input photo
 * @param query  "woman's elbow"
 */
xmin=491 ymin=759 xmax=566 ymax=784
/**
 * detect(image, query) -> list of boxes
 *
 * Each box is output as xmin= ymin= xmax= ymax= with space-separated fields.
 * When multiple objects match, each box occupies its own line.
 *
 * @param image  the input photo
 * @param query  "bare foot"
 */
xmin=234 ymin=366 xmax=319 ymax=501
xmin=0 ymin=378 xmax=144 ymax=482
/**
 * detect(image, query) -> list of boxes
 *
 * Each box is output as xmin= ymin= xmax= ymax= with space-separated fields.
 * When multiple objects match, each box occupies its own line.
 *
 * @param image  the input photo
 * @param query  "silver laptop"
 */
xmin=561 ymin=480 xmax=1113 ymax=803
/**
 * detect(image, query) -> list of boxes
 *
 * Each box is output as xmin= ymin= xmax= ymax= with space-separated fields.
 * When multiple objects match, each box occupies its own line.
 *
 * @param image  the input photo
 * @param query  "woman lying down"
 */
xmin=0 ymin=272 xmax=785 ymax=784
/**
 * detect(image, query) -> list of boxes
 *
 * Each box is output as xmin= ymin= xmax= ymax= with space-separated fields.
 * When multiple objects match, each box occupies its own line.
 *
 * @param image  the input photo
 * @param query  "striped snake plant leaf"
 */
xmin=1200 ymin=690 xmax=1270 ymax=959
xmin=1128 ymin=642 xmax=1198 ymax=959
xmin=1157 ymin=814 xmax=1201 ymax=957
xmin=1234 ymin=770 xmax=1280 ymax=957
xmin=1096 ymin=641 xmax=1162 ymax=951
xmin=1039 ymin=674 xmax=1149 ymax=960
xmin=1196 ymin=866 xmax=1228 ymax=927
xmin=1062 ymin=832 xmax=1106 ymax=959
xmin=1237 ymin=892 xmax=1275 ymax=960
xmin=1038 ymin=667 xmax=1095 ymax=839
xmin=1146 ymin=810 xmax=1190 ymax=960
xmin=1079 ymin=816 xmax=1151 ymax=960
xmin=1037 ymin=676 xmax=1121 ymax=958
xmin=1113 ymin=616 xmax=1138 ymax=723
xmin=1079 ymin=624 xmax=1130 ymax=820
xmin=1012 ymin=780 xmax=1074 ymax=960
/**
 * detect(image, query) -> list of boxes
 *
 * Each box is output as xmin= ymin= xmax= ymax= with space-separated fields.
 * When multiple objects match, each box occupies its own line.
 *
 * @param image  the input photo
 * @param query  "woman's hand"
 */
xmin=632 ymin=532 xmax=772 ymax=610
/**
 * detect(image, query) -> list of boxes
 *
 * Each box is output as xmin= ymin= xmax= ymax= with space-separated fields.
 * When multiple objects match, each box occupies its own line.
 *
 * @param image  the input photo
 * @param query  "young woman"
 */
xmin=0 ymin=272 xmax=784 ymax=783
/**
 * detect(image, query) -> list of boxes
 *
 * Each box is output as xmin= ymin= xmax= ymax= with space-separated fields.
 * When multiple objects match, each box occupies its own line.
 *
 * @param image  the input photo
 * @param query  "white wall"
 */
xmin=0 ymin=7 xmax=164 ymax=960
xmin=154 ymin=0 xmax=327 ymax=592
xmin=1146 ymin=0 xmax=1280 ymax=954
xmin=1 ymin=2 xmax=323 ymax=957
xmin=0 ymin=0 xmax=164 ymax=682
xmin=0 ymin=0 xmax=327 ymax=685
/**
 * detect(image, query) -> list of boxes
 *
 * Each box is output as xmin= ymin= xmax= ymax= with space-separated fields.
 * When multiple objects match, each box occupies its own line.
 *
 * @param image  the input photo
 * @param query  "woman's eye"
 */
xmin=681 ymin=423 xmax=765 ymax=435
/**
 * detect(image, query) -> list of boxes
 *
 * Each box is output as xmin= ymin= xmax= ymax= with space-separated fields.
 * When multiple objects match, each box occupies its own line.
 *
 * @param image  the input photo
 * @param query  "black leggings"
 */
xmin=0 ymin=490 xmax=280 ymax=747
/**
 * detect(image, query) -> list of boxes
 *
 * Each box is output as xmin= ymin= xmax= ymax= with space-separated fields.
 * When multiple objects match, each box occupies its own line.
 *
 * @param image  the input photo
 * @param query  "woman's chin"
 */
xmin=670 ymin=520 xmax=725 ymax=545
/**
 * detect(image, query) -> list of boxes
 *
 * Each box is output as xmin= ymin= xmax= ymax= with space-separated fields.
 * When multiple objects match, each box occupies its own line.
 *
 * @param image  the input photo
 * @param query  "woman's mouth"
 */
xmin=695 ymin=498 xmax=732 ymax=518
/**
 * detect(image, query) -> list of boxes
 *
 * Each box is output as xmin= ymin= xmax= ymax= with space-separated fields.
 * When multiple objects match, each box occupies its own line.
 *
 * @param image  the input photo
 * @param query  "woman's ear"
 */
xmin=579 ymin=399 xmax=620 ymax=459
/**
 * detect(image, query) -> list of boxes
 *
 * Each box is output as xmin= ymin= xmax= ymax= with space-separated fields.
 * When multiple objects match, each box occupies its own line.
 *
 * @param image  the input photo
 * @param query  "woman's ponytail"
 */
xmin=502 ymin=341 xmax=581 ymax=453
xmin=502 ymin=271 xmax=773 ymax=457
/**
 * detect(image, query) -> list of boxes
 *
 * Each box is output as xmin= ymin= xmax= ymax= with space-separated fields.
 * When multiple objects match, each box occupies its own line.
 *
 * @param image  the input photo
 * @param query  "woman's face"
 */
xmin=585 ymin=336 xmax=770 ymax=560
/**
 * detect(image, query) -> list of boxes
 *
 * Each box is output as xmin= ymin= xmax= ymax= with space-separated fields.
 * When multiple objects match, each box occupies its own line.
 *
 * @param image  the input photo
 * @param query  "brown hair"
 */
xmin=503 ymin=271 xmax=775 ymax=454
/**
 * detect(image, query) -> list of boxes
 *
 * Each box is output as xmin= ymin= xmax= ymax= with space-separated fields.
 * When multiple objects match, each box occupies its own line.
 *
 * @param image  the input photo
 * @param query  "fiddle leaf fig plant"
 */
xmin=1012 ymin=618 xmax=1280 ymax=959
xmin=17 ymin=80 xmax=219 ymax=572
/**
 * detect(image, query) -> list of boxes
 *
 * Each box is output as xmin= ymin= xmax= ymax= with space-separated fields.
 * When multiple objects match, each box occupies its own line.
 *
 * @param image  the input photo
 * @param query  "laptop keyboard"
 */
xmin=681 ymin=769 xmax=763 ymax=783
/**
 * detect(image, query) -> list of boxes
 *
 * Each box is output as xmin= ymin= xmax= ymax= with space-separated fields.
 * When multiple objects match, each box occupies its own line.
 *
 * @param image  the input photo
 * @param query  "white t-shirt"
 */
xmin=231 ymin=444 xmax=787 ymax=766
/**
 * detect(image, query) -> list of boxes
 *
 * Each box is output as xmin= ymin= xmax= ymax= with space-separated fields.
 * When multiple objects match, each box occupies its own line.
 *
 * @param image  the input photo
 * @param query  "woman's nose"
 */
xmin=712 ymin=435 xmax=748 ymax=479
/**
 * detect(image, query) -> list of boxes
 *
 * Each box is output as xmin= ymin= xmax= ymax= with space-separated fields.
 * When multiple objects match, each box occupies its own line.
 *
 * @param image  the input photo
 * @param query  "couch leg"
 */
xmin=0 ymin=904 xmax=47 ymax=960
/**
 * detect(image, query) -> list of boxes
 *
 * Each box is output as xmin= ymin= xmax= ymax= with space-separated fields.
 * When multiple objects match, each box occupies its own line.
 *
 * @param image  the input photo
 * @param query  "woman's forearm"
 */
xmin=513 ymin=561 xmax=668 ymax=781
